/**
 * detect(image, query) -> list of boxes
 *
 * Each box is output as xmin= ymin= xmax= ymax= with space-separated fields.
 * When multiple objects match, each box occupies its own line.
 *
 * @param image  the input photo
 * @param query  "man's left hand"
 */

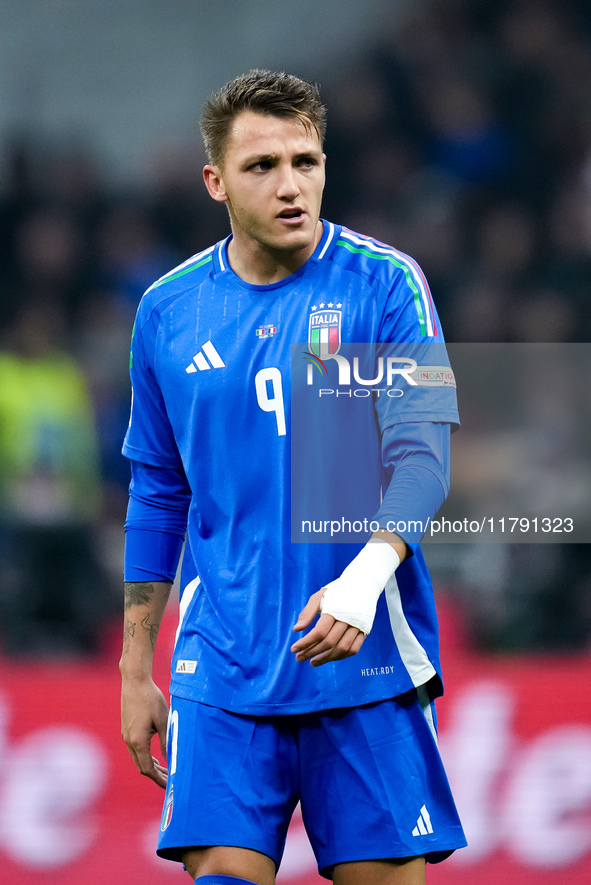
xmin=291 ymin=589 xmax=366 ymax=666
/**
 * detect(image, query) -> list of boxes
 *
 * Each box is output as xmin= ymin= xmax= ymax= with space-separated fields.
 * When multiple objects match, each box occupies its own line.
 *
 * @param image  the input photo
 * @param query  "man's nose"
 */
xmin=277 ymin=165 xmax=299 ymax=199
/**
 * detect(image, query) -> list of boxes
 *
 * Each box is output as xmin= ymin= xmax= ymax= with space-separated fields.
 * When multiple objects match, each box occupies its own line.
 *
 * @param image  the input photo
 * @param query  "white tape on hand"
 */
xmin=319 ymin=541 xmax=400 ymax=635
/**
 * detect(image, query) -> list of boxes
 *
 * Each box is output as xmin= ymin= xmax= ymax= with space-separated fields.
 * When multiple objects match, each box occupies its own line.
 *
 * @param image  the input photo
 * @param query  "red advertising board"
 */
xmin=0 ymin=614 xmax=590 ymax=884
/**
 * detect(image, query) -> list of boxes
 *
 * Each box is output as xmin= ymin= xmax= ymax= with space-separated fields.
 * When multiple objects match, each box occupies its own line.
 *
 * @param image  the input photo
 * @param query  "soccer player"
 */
xmin=120 ymin=70 xmax=466 ymax=885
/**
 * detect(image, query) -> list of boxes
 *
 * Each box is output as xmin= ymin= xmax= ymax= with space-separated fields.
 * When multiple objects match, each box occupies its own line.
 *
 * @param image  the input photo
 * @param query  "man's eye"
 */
xmin=298 ymin=157 xmax=317 ymax=168
xmin=251 ymin=160 xmax=272 ymax=171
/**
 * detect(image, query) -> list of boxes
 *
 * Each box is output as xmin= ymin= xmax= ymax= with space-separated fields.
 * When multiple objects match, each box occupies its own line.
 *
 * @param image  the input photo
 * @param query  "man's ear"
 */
xmin=203 ymin=165 xmax=228 ymax=203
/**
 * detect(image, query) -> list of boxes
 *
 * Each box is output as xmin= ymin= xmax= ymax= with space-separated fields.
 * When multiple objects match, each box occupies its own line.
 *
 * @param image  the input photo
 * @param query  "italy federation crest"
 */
xmin=308 ymin=306 xmax=342 ymax=357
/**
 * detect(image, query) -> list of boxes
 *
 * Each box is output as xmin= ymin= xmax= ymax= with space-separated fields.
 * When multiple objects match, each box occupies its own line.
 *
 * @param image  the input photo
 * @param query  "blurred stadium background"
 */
xmin=1 ymin=0 xmax=591 ymax=882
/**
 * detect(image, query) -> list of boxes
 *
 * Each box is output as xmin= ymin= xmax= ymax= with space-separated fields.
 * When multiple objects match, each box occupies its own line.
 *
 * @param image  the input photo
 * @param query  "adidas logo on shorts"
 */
xmin=412 ymin=804 xmax=433 ymax=836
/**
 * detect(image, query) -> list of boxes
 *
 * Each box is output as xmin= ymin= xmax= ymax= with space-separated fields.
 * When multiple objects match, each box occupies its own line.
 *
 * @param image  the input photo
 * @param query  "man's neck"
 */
xmin=226 ymin=221 xmax=324 ymax=285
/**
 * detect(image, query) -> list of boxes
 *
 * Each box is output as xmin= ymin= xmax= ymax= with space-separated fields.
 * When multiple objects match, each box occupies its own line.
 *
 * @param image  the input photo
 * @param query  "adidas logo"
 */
xmin=186 ymin=340 xmax=225 ymax=373
xmin=412 ymin=805 xmax=433 ymax=837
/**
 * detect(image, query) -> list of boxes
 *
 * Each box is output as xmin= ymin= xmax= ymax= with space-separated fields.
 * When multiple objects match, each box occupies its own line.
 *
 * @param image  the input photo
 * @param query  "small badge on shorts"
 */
xmin=161 ymin=788 xmax=174 ymax=831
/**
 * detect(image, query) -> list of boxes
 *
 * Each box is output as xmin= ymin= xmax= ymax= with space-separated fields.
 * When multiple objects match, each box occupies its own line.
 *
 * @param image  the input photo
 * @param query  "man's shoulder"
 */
xmin=329 ymin=224 xmax=422 ymax=289
xmin=136 ymin=242 xmax=220 ymax=323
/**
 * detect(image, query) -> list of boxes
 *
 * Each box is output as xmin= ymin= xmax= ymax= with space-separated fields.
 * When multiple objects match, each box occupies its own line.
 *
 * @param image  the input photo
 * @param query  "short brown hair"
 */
xmin=200 ymin=69 xmax=327 ymax=166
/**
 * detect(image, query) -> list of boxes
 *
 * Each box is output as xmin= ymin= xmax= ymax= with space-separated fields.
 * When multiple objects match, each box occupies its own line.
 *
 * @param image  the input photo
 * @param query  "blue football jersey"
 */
xmin=123 ymin=221 xmax=459 ymax=714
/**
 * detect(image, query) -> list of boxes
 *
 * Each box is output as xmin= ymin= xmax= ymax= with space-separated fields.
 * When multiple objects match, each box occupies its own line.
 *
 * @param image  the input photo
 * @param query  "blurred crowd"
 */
xmin=0 ymin=0 xmax=590 ymax=656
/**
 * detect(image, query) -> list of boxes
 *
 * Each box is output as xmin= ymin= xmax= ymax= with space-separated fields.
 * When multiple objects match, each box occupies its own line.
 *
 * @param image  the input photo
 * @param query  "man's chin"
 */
xmin=272 ymin=236 xmax=312 ymax=253
xmin=269 ymin=223 xmax=320 ymax=253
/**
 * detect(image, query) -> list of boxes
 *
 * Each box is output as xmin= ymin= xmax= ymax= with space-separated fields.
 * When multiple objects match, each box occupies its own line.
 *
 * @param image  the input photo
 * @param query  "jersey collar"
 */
xmin=313 ymin=219 xmax=340 ymax=263
xmin=212 ymin=220 xmax=342 ymax=285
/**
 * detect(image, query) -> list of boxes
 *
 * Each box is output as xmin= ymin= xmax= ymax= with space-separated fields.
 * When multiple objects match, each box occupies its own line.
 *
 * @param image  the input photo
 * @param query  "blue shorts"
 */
xmin=157 ymin=690 xmax=466 ymax=878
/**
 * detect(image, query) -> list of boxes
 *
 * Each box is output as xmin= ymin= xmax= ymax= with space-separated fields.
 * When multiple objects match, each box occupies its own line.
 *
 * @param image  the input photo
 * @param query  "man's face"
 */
xmin=206 ymin=110 xmax=326 ymax=256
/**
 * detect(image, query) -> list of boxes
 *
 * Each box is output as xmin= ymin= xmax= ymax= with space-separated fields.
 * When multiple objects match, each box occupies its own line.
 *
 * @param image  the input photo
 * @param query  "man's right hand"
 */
xmin=120 ymin=580 xmax=172 ymax=788
xmin=121 ymin=675 xmax=169 ymax=789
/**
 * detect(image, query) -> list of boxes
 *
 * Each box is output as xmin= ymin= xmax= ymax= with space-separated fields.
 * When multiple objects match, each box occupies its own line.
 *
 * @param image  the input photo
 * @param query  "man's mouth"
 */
xmin=278 ymin=208 xmax=305 ymax=221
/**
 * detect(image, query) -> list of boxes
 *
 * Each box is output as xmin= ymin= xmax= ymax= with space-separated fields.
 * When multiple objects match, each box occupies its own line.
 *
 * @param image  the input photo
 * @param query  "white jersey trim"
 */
xmin=384 ymin=575 xmax=436 ymax=687
xmin=217 ymin=237 xmax=231 ymax=272
xmin=339 ymin=229 xmax=435 ymax=337
xmin=318 ymin=221 xmax=335 ymax=260
xmin=416 ymin=683 xmax=438 ymax=743
xmin=145 ymin=246 xmax=215 ymax=294
xmin=174 ymin=576 xmax=201 ymax=648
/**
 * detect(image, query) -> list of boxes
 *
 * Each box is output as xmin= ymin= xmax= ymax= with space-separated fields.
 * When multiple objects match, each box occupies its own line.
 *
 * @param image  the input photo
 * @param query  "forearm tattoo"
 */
xmin=122 ymin=582 xmax=168 ymax=653
xmin=124 ymin=581 xmax=156 ymax=609
xmin=141 ymin=612 xmax=160 ymax=650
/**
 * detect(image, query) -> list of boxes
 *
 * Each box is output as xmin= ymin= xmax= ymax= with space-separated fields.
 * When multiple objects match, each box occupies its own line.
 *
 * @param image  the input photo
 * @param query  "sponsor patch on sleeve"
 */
xmin=410 ymin=366 xmax=456 ymax=387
